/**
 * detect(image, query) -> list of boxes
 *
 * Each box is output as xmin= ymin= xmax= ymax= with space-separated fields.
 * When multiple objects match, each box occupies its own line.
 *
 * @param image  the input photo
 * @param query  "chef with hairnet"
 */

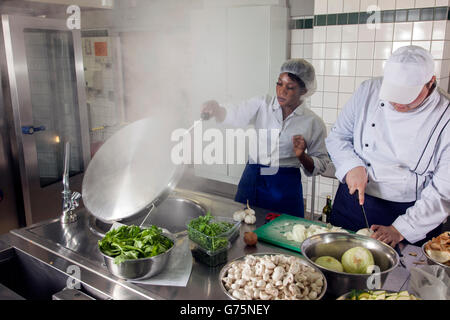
xmin=202 ymin=59 xmax=330 ymax=217
xmin=326 ymin=46 xmax=450 ymax=247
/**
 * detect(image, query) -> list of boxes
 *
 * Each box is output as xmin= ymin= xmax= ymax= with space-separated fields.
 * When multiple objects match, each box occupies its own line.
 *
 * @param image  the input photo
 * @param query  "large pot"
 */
xmin=301 ymin=233 xmax=399 ymax=298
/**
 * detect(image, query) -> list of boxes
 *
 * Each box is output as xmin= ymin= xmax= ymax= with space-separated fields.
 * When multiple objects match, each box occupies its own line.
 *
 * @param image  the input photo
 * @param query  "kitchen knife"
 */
xmin=356 ymin=190 xmax=370 ymax=230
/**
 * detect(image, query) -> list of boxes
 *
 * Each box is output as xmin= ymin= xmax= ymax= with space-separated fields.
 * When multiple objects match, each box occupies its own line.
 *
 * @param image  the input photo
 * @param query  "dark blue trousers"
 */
xmin=330 ymin=183 xmax=443 ymax=246
xmin=235 ymin=163 xmax=304 ymax=218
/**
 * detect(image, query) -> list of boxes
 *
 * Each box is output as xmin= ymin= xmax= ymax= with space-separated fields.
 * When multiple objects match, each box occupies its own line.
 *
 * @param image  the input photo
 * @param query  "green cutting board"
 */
xmin=254 ymin=214 xmax=350 ymax=253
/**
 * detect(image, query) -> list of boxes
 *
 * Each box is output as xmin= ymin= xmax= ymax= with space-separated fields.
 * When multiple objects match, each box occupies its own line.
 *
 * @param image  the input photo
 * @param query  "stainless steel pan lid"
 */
xmin=82 ymin=118 xmax=184 ymax=223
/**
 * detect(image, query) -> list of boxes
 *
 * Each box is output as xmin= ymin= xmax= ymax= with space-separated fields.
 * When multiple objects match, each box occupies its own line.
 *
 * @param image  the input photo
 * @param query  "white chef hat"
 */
xmin=280 ymin=59 xmax=317 ymax=98
xmin=379 ymin=45 xmax=435 ymax=104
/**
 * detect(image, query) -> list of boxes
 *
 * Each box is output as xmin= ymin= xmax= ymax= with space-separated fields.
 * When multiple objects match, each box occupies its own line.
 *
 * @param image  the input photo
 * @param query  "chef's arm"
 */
xmin=202 ymin=96 xmax=264 ymax=128
xmin=392 ymin=143 xmax=450 ymax=243
xmin=325 ymin=84 xmax=367 ymax=182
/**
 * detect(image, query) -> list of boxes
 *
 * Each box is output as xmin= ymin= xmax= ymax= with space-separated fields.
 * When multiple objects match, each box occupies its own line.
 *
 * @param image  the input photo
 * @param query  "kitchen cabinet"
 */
xmin=190 ymin=4 xmax=288 ymax=185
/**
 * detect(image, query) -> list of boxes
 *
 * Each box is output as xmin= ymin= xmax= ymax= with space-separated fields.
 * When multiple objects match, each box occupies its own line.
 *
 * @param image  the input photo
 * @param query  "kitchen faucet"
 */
xmin=61 ymin=142 xmax=81 ymax=224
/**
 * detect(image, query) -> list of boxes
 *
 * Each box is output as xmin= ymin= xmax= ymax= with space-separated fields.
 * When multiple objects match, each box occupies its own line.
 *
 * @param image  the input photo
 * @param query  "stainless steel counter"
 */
xmin=0 ymin=188 xmax=425 ymax=300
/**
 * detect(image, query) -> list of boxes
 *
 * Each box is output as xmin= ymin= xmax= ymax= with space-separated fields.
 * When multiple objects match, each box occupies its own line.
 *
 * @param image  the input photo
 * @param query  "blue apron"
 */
xmin=330 ymin=183 xmax=443 ymax=246
xmin=235 ymin=163 xmax=304 ymax=217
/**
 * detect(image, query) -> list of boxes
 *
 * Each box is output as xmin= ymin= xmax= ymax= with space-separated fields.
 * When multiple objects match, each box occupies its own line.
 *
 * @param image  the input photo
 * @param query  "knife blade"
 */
xmin=356 ymin=190 xmax=370 ymax=230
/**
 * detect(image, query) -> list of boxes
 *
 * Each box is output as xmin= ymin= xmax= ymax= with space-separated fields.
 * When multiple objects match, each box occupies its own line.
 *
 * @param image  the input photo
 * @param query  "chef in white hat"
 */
xmin=326 ymin=45 xmax=450 ymax=247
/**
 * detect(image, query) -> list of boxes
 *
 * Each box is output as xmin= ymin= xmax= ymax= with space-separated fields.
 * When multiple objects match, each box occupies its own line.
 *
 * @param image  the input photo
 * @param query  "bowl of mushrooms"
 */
xmin=219 ymin=253 xmax=327 ymax=300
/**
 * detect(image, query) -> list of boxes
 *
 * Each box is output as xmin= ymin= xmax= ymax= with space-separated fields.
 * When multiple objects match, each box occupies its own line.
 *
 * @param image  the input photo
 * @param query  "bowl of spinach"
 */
xmin=99 ymin=224 xmax=175 ymax=280
xmin=187 ymin=212 xmax=240 ymax=254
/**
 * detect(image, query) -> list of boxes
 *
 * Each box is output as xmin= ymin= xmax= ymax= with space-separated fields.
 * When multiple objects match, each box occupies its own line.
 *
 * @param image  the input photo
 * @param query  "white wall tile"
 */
xmin=439 ymin=77 xmax=449 ymax=92
xmin=393 ymin=41 xmax=412 ymax=52
xmin=315 ymin=0 xmax=328 ymax=14
xmin=414 ymin=0 xmax=436 ymax=8
xmin=396 ymin=0 xmax=415 ymax=9
xmin=446 ymin=22 xmax=450 ymax=41
xmin=358 ymin=24 xmax=376 ymax=42
xmin=313 ymin=27 xmax=327 ymax=43
xmin=357 ymin=42 xmax=375 ymax=59
xmin=325 ymin=42 xmax=341 ymax=59
xmin=339 ymin=76 xmax=356 ymax=92
xmin=344 ymin=0 xmax=361 ymax=12
xmin=291 ymin=29 xmax=304 ymax=44
xmin=323 ymin=76 xmax=340 ymax=92
xmin=313 ymin=43 xmax=326 ymax=59
xmin=328 ymin=0 xmax=344 ymax=13
xmin=432 ymin=21 xmax=447 ymax=40
xmin=411 ymin=40 xmax=431 ymax=50
xmin=434 ymin=60 xmax=443 ymax=77
xmin=341 ymin=42 xmax=358 ymax=59
xmin=310 ymin=93 xmax=323 ymax=107
xmin=360 ymin=0 xmax=379 ymax=11
xmin=312 ymin=59 xmax=325 ymax=75
xmin=310 ymin=107 xmax=323 ymax=117
xmin=326 ymin=26 xmax=342 ymax=43
xmin=444 ymin=41 xmax=450 ymax=60
xmin=374 ymin=42 xmax=393 ymax=59
xmin=375 ymin=23 xmax=394 ymax=42
xmin=338 ymin=93 xmax=353 ymax=108
xmin=355 ymin=76 xmax=371 ymax=88
xmin=356 ymin=59 xmax=374 ymax=76
xmin=378 ymin=0 xmax=397 ymax=10
xmin=304 ymin=29 xmax=314 ymax=43
xmin=394 ymin=22 xmax=413 ymax=41
xmin=431 ymin=41 xmax=445 ymax=59
xmin=304 ymin=44 xmax=313 ymax=59
xmin=290 ymin=44 xmax=304 ymax=58
xmin=325 ymin=60 xmax=341 ymax=75
xmin=372 ymin=59 xmax=386 ymax=76
xmin=316 ymin=75 xmax=324 ymax=91
xmin=441 ymin=60 xmax=450 ymax=78
xmin=342 ymin=25 xmax=359 ymax=42
xmin=340 ymin=60 xmax=357 ymax=76
xmin=323 ymin=92 xmax=338 ymax=107
xmin=436 ymin=0 xmax=449 ymax=5
xmin=412 ymin=21 xmax=433 ymax=41
xmin=322 ymin=108 xmax=338 ymax=124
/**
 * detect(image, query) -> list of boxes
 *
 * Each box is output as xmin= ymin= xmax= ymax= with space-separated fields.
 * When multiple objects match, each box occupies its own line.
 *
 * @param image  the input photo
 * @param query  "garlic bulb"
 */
xmin=244 ymin=200 xmax=255 ymax=216
xmin=233 ymin=210 xmax=246 ymax=222
xmin=244 ymin=214 xmax=256 ymax=225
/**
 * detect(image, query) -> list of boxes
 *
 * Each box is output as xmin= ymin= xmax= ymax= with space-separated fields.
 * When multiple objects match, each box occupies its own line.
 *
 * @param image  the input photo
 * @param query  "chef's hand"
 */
xmin=293 ymin=135 xmax=315 ymax=173
xmin=370 ymin=225 xmax=404 ymax=248
xmin=292 ymin=135 xmax=307 ymax=158
xmin=201 ymin=100 xmax=226 ymax=123
xmin=345 ymin=166 xmax=367 ymax=205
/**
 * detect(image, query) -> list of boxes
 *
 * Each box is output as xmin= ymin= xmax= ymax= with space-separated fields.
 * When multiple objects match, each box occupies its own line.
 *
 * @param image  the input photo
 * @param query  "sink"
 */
xmin=88 ymin=196 xmax=207 ymax=237
xmin=0 ymin=247 xmax=68 ymax=300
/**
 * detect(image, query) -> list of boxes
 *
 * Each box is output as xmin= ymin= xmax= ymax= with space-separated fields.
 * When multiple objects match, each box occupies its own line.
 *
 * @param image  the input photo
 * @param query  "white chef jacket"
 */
xmin=221 ymin=95 xmax=330 ymax=176
xmin=326 ymin=77 xmax=450 ymax=243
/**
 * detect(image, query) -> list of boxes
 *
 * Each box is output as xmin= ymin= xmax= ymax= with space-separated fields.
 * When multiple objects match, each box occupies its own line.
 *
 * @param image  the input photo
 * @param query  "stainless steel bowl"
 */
xmin=219 ymin=252 xmax=327 ymax=300
xmin=100 ymin=232 xmax=176 ymax=280
xmin=301 ymin=233 xmax=399 ymax=298
xmin=421 ymin=242 xmax=450 ymax=276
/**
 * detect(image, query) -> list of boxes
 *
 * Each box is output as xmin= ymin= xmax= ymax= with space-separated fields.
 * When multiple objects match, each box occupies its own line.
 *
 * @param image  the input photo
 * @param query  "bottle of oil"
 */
xmin=321 ymin=196 xmax=332 ymax=223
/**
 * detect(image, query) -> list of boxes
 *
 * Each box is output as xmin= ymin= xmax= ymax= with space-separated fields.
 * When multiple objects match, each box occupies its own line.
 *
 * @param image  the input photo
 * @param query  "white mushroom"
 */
xmin=272 ymin=266 xmax=285 ymax=282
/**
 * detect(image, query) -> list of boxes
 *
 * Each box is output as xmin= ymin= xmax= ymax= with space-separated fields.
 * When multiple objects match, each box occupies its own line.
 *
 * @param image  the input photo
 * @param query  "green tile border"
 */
xmin=291 ymin=6 xmax=449 ymax=29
